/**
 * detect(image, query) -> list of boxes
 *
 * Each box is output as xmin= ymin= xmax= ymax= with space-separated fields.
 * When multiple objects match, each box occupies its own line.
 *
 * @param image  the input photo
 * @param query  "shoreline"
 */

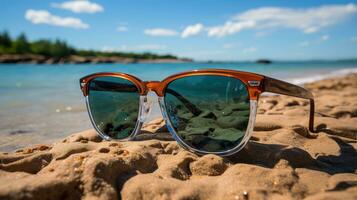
xmin=2 ymin=54 xmax=357 ymax=65
xmin=0 ymin=54 xmax=193 ymax=64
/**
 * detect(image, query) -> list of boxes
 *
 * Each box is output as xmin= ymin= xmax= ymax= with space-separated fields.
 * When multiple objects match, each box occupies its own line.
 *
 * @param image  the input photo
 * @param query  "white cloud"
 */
xmin=321 ymin=35 xmax=330 ymax=41
xmin=207 ymin=3 xmax=357 ymax=37
xmin=208 ymin=21 xmax=256 ymax=38
xmin=102 ymin=44 xmax=167 ymax=52
xmin=117 ymin=26 xmax=128 ymax=32
xmin=181 ymin=23 xmax=204 ymax=38
xmin=25 ymin=9 xmax=89 ymax=29
xmin=52 ymin=0 xmax=103 ymax=14
xmin=144 ymin=28 xmax=178 ymax=37
xmin=242 ymin=47 xmax=257 ymax=53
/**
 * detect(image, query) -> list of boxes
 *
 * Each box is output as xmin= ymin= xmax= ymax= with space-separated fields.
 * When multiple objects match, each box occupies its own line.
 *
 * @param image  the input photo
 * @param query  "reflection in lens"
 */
xmin=88 ymin=76 xmax=139 ymax=139
xmin=164 ymin=75 xmax=250 ymax=152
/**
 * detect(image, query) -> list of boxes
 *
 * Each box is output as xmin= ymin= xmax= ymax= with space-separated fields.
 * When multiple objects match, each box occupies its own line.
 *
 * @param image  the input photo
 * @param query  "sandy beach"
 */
xmin=0 ymin=74 xmax=356 ymax=200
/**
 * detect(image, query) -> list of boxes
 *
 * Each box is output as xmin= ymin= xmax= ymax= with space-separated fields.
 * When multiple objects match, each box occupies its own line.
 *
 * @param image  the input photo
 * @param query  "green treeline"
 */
xmin=0 ymin=31 xmax=177 ymax=59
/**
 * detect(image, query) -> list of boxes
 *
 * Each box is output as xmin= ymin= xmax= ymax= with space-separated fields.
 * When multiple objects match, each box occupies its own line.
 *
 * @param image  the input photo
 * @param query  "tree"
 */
xmin=0 ymin=31 xmax=12 ymax=48
xmin=31 ymin=40 xmax=52 ymax=56
xmin=51 ymin=39 xmax=71 ymax=57
xmin=14 ymin=33 xmax=30 ymax=54
xmin=0 ymin=30 xmax=179 ymax=60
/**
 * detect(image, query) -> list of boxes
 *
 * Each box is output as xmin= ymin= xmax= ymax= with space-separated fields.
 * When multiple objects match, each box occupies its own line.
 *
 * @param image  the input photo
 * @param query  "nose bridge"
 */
xmin=144 ymin=81 xmax=164 ymax=96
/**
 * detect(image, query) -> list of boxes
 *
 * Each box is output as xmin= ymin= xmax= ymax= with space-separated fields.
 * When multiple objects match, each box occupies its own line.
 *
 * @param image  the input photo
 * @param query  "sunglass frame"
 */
xmin=80 ymin=69 xmax=315 ymax=156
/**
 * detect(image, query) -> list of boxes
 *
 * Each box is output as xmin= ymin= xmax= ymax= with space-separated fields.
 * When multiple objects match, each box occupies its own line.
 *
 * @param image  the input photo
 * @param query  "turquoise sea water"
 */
xmin=0 ymin=61 xmax=357 ymax=151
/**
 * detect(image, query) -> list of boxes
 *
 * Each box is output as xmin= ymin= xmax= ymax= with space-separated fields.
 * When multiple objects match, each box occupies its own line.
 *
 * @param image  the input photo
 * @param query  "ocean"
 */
xmin=1 ymin=61 xmax=357 ymax=151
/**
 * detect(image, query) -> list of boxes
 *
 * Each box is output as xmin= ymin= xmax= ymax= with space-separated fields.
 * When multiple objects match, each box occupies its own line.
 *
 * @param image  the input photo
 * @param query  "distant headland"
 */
xmin=0 ymin=31 xmax=192 ymax=64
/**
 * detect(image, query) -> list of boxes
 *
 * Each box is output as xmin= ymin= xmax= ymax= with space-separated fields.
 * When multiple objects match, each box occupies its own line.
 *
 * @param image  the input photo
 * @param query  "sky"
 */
xmin=1 ymin=0 xmax=357 ymax=61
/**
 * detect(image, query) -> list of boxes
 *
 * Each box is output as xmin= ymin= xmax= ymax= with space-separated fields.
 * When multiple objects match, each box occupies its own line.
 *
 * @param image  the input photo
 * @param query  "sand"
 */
xmin=0 ymin=74 xmax=356 ymax=200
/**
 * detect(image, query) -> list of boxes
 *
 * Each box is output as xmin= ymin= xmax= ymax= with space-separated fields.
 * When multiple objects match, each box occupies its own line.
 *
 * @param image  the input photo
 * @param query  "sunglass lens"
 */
xmin=87 ymin=76 xmax=140 ymax=139
xmin=164 ymin=75 xmax=250 ymax=152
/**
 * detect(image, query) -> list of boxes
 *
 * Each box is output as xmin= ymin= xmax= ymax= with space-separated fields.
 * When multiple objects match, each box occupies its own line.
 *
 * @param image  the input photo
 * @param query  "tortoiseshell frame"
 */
xmin=80 ymin=69 xmax=316 ymax=156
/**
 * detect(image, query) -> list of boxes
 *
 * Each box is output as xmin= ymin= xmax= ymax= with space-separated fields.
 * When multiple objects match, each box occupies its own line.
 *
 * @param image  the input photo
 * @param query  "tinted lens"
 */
xmin=164 ymin=75 xmax=250 ymax=152
xmin=87 ymin=76 xmax=140 ymax=139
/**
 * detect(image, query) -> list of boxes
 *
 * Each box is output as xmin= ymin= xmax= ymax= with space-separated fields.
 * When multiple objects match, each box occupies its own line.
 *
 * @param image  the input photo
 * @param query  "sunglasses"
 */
xmin=80 ymin=69 xmax=316 ymax=156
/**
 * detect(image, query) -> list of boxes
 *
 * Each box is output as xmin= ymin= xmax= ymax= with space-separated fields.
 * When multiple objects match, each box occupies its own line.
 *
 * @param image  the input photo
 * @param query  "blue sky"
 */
xmin=1 ymin=0 xmax=357 ymax=61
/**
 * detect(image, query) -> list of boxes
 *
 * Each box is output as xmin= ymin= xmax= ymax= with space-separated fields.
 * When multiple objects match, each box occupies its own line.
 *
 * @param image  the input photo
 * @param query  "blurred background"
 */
xmin=1 ymin=0 xmax=357 ymax=151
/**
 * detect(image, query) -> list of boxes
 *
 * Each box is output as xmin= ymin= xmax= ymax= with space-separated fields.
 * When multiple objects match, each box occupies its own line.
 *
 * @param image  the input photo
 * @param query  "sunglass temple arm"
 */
xmin=262 ymin=76 xmax=318 ymax=138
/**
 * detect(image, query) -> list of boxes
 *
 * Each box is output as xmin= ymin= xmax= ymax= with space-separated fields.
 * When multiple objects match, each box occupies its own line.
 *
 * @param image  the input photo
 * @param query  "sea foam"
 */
xmin=289 ymin=68 xmax=357 ymax=85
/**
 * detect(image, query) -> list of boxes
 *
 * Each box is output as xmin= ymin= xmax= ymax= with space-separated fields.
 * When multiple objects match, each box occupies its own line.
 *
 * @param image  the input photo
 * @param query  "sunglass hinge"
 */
xmin=248 ymin=80 xmax=260 ymax=87
xmin=80 ymin=81 xmax=86 ymax=88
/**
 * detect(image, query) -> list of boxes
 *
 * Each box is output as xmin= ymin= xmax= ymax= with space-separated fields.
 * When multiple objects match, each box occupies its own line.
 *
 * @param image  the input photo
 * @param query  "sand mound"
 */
xmin=0 ymin=74 xmax=356 ymax=200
